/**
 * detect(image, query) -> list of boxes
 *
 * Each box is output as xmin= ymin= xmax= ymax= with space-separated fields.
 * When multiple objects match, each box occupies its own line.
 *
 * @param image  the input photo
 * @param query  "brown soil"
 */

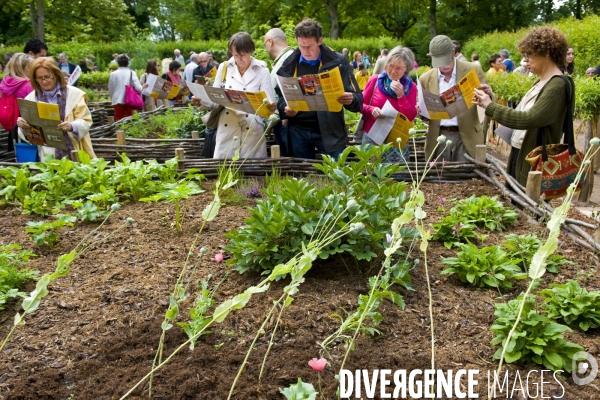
xmin=0 ymin=180 xmax=599 ymax=400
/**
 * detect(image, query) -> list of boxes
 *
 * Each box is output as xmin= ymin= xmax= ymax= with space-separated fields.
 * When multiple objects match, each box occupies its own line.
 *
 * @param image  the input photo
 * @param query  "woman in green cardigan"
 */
xmin=473 ymin=27 xmax=574 ymax=187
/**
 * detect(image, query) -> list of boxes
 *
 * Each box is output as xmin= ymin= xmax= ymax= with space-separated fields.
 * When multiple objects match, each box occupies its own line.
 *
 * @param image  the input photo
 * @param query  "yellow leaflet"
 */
xmin=320 ymin=67 xmax=344 ymax=112
xmin=386 ymin=112 xmax=413 ymax=150
xmin=37 ymin=102 xmax=60 ymax=120
xmin=166 ymin=85 xmax=181 ymax=99
xmin=429 ymin=111 xmax=450 ymax=120
xmin=288 ymin=100 xmax=310 ymax=112
xmin=457 ymin=69 xmax=481 ymax=110
xmin=245 ymin=91 xmax=274 ymax=118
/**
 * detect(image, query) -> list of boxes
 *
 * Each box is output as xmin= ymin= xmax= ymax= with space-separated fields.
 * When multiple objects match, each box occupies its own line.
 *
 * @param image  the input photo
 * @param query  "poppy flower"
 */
xmin=308 ymin=357 xmax=327 ymax=372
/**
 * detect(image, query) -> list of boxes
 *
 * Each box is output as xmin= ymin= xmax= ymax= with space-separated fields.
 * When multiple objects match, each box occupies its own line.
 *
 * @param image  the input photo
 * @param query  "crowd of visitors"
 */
xmin=1 ymin=19 xmax=599 ymax=195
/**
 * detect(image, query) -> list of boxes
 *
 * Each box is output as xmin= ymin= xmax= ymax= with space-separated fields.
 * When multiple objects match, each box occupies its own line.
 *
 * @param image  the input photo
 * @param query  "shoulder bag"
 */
xmin=125 ymin=71 xmax=144 ymax=109
xmin=525 ymin=75 xmax=584 ymax=199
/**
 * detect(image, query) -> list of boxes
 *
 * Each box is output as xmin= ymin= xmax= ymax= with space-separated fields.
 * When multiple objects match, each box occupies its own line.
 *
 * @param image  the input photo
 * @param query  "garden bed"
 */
xmin=0 ymin=178 xmax=599 ymax=399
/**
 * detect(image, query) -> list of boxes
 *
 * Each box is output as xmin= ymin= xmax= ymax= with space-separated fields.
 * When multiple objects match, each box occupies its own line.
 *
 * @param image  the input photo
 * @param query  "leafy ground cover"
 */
xmin=0 ymin=177 xmax=598 ymax=399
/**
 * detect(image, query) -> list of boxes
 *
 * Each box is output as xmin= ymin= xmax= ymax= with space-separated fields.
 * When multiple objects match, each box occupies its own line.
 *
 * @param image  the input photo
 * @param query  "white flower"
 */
xmin=446 ymin=140 xmax=452 ymax=146
xmin=396 ymin=137 xmax=402 ymax=144
xmin=233 ymin=136 xmax=238 ymax=141
xmin=200 ymin=247 xmax=208 ymax=254
xmin=126 ymin=217 xmax=134 ymax=224
xmin=111 ymin=203 xmax=120 ymax=212
xmin=268 ymin=114 xmax=279 ymax=123
xmin=409 ymin=128 xmax=416 ymax=136
xmin=584 ymin=159 xmax=591 ymax=166
xmin=263 ymin=98 xmax=270 ymax=104
xmin=346 ymin=199 xmax=357 ymax=209
xmin=352 ymin=222 xmax=364 ymax=232
xmin=590 ymin=137 xmax=600 ymax=147
xmin=414 ymin=259 xmax=420 ymax=265
xmin=188 ymin=252 xmax=194 ymax=257
xmin=437 ymin=135 xmax=446 ymax=144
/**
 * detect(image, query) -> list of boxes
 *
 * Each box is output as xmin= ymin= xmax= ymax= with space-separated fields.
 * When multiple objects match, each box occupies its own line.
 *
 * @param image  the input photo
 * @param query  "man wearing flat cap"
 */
xmin=420 ymin=35 xmax=493 ymax=162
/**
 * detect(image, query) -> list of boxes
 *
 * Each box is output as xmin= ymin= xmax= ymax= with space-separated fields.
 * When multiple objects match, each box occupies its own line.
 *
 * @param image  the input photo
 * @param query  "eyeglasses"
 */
xmin=199 ymin=60 xmax=209 ymax=63
xmin=36 ymin=75 xmax=54 ymax=82
xmin=388 ymin=64 xmax=407 ymax=72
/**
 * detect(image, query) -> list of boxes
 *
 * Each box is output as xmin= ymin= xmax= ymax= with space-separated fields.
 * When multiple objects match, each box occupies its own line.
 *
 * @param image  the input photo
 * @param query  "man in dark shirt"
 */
xmin=275 ymin=18 xmax=362 ymax=159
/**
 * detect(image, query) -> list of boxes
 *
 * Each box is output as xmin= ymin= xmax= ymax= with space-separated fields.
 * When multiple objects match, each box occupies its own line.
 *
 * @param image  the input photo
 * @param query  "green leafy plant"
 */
xmin=322 ymin=259 xmax=412 ymax=350
xmin=541 ymin=280 xmax=600 ymax=332
xmin=452 ymin=195 xmax=518 ymax=231
xmin=225 ymin=145 xmax=416 ymax=275
xmin=490 ymin=295 xmax=583 ymax=372
xmin=502 ymin=234 xmax=573 ymax=274
xmin=280 ymin=378 xmax=318 ymax=400
xmin=141 ymin=181 xmax=204 ymax=232
xmin=69 ymin=200 xmax=110 ymax=223
xmin=441 ymin=242 xmax=526 ymax=289
xmin=0 ymin=244 xmax=39 ymax=310
xmin=25 ymin=214 xmax=77 ymax=247
xmin=432 ymin=215 xmax=477 ymax=248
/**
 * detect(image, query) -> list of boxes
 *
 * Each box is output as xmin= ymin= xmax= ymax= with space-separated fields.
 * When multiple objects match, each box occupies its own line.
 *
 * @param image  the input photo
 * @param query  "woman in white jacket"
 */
xmin=209 ymin=32 xmax=275 ymax=159
xmin=16 ymin=57 xmax=95 ymax=160
xmin=108 ymin=54 xmax=142 ymax=121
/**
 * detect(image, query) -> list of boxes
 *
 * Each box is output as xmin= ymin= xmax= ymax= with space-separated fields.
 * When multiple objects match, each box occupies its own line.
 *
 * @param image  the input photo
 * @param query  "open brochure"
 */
xmin=141 ymin=74 xmax=186 ymax=100
xmin=276 ymin=66 xmax=346 ymax=112
xmin=367 ymin=100 xmax=413 ymax=149
xmin=187 ymin=81 xmax=273 ymax=118
xmin=418 ymin=68 xmax=480 ymax=120
xmin=17 ymin=99 xmax=68 ymax=150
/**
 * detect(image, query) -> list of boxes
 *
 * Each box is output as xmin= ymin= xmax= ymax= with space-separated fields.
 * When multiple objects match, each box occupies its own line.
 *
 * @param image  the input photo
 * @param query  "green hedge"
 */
xmin=3 ymin=37 xmax=400 ymax=71
xmin=464 ymin=15 xmax=600 ymax=76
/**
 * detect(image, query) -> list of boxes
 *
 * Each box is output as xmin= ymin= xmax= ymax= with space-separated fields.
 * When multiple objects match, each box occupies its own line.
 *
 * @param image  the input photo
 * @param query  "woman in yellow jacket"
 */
xmin=354 ymin=62 xmax=370 ymax=91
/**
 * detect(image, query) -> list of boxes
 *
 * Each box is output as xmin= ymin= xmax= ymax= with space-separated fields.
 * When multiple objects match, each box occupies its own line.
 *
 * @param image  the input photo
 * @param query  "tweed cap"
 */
xmin=428 ymin=35 xmax=454 ymax=68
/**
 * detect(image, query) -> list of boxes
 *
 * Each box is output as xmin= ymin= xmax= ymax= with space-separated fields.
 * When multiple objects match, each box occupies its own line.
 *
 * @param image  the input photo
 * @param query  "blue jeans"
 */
xmin=273 ymin=121 xmax=289 ymax=157
xmin=288 ymin=125 xmax=342 ymax=160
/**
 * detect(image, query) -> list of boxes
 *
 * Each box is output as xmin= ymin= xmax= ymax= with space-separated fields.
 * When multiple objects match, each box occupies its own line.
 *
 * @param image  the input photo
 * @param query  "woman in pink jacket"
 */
xmin=0 ymin=53 xmax=34 ymax=152
xmin=360 ymin=46 xmax=418 ymax=164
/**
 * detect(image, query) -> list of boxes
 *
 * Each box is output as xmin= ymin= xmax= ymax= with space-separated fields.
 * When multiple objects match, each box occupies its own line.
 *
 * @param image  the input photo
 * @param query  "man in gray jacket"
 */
xmin=275 ymin=18 xmax=362 ymax=159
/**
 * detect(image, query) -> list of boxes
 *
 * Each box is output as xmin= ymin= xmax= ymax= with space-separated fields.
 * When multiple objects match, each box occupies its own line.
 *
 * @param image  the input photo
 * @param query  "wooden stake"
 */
xmin=175 ymin=148 xmax=185 ymax=169
xmin=108 ymin=116 xmax=115 ymax=125
xmin=191 ymin=130 xmax=199 ymax=139
xmin=93 ymin=103 xmax=100 ymax=110
xmin=526 ymin=171 xmax=542 ymax=203
xmin=270 ymin=145 xmax=281 ymax=159
xmin=116 ymin=130 xmax=126 ymax=145
xmin=70 ymin=150 xmax=80 ymax=162
xmin=475 ymin=144 xmax=487 ymax=164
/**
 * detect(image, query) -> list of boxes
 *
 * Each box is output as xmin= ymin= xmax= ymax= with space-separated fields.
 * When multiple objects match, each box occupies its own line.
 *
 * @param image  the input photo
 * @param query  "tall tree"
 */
xmin=429 ymin=0 xmax=437 ymax=38
xmin=29 ymin=0 xmax=44 ymax=40
xmin=371 ymin=0 xmax=423 ymax=40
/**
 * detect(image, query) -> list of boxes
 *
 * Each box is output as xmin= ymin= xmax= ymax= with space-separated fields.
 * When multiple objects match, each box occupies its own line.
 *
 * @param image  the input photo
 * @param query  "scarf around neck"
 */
xmin=36 ymin=83 xmax=72 ymax=158
xmin=167 ymin=71 xmax=181 ymax=85
xmin=377 ymin=72 xmax=413 ymax=98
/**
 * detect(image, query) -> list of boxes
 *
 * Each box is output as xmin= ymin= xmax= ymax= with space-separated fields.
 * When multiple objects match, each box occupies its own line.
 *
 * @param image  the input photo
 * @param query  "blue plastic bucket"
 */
xmin=15 ymin=143 xmax=39 ymax=163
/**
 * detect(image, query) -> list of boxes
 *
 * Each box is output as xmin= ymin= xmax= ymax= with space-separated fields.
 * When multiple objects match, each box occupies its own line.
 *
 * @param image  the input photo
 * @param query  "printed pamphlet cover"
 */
xmin=419 ymin=68 xmax=480 ymax=120
xmin=276 ymin=66 xmax=346 ymax=112
xmin=17 ymin=99 xmax=68 ymax=149
xmin=187 ymin=81 xmax=273 ymax=118
xmin=367 ymin=100 xmax=413 ymax=149
xmin=141 ymin=74 xmax=183 ymax=100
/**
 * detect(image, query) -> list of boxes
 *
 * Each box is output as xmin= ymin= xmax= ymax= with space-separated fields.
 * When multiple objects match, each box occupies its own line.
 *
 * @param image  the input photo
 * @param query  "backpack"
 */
xmin=0 ymin=93 xmax=19 ymax=131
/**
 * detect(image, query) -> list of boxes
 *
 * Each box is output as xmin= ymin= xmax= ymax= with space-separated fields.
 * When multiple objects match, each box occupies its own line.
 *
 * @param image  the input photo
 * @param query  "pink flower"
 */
xmin=214 ymin=251 xmax=224 ymax=263
xmin=308 ymin=357 xmax=327 ymax=372
xmin=386 ymin=233 xmax=393 ymax=245
xmin=440 ymin=197 xmax=446 ymax=203
xmin=442 ymin=158 xmax=447 ymax=166
xmin=429 ymin=161 xmax=435 ymax=167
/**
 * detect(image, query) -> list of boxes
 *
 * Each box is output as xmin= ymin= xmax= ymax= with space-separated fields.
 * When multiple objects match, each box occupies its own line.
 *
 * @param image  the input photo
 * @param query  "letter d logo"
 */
xmin=572 ymin=351 xmax=598 ymax=386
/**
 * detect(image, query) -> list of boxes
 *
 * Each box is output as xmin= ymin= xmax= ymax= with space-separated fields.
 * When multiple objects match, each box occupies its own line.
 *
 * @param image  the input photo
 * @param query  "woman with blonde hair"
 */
xmin=0 ymin=53 xmax=34 ymax=152
xmin=354 ymin=62 xmax=370 ymax=90
xmin=352 ymin=51 xmax=362 ymax=69
xmin=16 ymin=57 xmax=95 ymax=160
